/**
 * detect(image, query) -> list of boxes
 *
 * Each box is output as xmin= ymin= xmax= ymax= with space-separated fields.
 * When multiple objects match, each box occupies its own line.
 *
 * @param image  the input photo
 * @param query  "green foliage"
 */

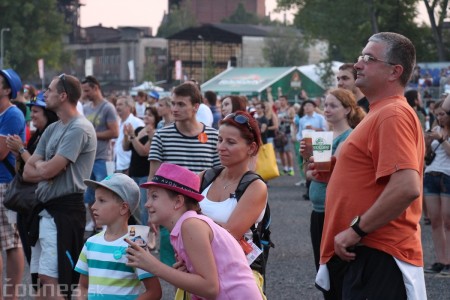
xmin=222 ymin=2 xmax=263 ymax=24
xmin=0 ymin=0 xmax=68 ymax=80
xmin=276 ymin=0 xmax=444 ymax=62
xmin=262 ymin=27 xmax=309 ymax=67
xmin=157 ymin=0 xmax=198 ymax=38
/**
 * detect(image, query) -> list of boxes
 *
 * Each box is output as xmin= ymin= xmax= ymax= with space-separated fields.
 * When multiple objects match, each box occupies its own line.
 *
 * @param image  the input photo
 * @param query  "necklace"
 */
xmin=223 ymin=181 xmax=238 ymax=190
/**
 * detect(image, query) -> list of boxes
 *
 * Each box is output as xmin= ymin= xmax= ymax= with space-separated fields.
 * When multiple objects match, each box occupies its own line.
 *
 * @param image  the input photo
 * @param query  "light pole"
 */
xmin=198 ymin=35 xmax=204 ymax=83
xmin=1 ymin=28 xmax=10 ymax=70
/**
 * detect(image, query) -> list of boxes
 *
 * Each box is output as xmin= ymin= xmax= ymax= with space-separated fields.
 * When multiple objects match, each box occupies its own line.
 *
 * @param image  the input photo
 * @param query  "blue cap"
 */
xmin=26 ymin=91 xmax=46 ymax=108
xmin=149 ymin=90 xmax=160 ymax=100
xmin=0 ymin=69 xmax=22 ymax=99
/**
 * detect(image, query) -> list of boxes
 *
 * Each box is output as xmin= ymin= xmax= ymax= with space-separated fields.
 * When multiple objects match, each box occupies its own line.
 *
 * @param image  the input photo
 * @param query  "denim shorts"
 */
xmin=423 ymin=171 xmax=450 ymax=196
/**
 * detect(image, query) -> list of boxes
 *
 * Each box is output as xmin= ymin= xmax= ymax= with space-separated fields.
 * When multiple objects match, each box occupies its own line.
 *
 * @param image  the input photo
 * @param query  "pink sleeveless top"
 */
xmin=170 ymin=211 xmax=262 ymax=300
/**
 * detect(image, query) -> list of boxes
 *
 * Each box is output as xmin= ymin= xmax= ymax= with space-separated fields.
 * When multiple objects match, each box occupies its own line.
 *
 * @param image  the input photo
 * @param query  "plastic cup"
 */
xmin=302 ymin=129 xmax=315 ymax=159
xmin=312 ymin=131 xmax=333 ymax=172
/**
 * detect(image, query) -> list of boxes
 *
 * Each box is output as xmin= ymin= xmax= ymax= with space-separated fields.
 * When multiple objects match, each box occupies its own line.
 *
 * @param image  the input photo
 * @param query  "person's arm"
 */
xmin=132 ymin=129 xmax=153 ymax=157
xmin=137 ymin=277 xmax=162 ymax=300
xmin=260 ymin=123 xmax=268 ymax=134
xmin=23 ymin=153 xmax=69 ymax=182
xmin=96 ymin=120 xmax=119 ymax=140
xmin=223 ymin=180 xmax=267 ymax=240
xmin=333 ymin=169 xmax=421 ymax=261
xmin=5 ymin=134 xmax=31 ymax=160
xmin=148 ymin=160 xmax=162 ymax=181
xmin=76 ymin=274 xmax=88 ymax=300
xmin=0 ymin=136 xmax=9 ymax=160
xmin=125 ymin=218 xmax=220 ymax=299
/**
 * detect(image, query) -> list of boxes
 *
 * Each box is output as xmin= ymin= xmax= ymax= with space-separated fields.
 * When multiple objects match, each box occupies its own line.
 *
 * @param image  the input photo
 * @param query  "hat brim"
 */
xmin=26 ymin=101 xmax=46 ymax=108
xmin=140 ymin=182 xmax=204 ymax=202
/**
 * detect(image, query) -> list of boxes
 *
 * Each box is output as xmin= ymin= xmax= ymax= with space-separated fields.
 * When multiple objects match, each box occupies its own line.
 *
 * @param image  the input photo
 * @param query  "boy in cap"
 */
xmin=75 ymin=173 xmax=162 ymax=299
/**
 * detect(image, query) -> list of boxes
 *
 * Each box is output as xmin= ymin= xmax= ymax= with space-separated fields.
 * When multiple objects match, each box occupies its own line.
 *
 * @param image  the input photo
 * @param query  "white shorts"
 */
xmin=30 ymin=216 xmax=58 ymax=278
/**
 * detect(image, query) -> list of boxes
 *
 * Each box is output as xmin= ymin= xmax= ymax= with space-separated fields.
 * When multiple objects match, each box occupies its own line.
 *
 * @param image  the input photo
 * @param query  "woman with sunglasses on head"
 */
xmin=300 ymin=88 xmax=365 ymax=281
xmin=423 ymin=100 xmax=450 ymax=275
xmin=198 ymin=110 xmax=268 ymax=299
xmin=5 ymin=92 xmax=59 ymax=280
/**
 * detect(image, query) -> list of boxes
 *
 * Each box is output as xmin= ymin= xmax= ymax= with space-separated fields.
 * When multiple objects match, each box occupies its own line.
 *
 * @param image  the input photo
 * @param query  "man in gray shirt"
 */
xmin=81 ymin=76 xmax=118 ymax=231
xmin=24 ymin=74 xmax=96 ymax=298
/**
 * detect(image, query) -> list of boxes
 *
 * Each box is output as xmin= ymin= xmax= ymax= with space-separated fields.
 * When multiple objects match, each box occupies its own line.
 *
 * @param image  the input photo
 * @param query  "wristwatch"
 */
xmin=350 ymin=216 xmax=367 ymax=238
xmin=19 ymin=147 xmax=27 ymax=155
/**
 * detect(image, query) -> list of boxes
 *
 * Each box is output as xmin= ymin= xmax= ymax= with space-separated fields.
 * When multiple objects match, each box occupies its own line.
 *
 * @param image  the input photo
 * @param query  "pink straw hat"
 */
xmin=140 ymin=163 xmax=204 ymax=202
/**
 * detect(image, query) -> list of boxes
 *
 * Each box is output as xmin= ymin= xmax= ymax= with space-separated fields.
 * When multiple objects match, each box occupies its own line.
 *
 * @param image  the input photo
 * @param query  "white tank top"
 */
xmin=200 ymin=183 xmax=266 ymax=239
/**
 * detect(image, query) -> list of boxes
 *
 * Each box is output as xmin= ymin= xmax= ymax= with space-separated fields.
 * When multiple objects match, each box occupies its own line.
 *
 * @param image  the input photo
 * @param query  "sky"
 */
xmin=80 ymin=0 xmax=429 ymax=33
xmin=80 ymin=0 xmax=301 ymax=33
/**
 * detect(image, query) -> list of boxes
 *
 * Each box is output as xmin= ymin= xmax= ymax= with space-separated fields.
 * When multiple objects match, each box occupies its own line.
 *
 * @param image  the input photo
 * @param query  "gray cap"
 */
xmin=84 ymin=173 xmax=140 ymax=214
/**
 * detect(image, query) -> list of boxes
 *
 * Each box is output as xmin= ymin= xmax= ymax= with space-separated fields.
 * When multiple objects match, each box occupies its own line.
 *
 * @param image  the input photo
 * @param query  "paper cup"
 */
xmin=312 ymin=131 xmax=333 ymax=172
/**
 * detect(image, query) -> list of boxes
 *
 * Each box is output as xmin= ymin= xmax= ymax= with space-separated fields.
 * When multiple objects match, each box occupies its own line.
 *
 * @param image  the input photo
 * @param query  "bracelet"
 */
xmin=19 ymin=147 xmax=27 ymax=155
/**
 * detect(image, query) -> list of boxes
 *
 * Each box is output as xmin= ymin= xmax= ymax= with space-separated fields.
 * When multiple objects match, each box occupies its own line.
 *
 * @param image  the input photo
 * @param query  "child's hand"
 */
xmin=125 ymin=238 xmax=157 ymax=273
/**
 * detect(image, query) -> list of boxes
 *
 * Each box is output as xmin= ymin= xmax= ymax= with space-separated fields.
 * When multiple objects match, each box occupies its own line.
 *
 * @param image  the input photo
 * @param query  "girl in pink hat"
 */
xmin=125 ymin=163 xmax=262 ymax=300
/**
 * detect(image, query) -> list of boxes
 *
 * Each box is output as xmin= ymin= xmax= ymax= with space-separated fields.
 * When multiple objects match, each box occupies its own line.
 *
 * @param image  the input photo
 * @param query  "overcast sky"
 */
xmin=80 ymin=0 xmax=429 ymax=33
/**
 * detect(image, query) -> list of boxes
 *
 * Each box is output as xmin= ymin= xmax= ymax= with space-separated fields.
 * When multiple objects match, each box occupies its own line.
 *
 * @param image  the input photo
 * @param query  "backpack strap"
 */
xmin=234 ymin=171 xmax=263 ymax=201
xmin=200 ymin=166 xmax=225 ymax=193
xmin=2 ymin=157 xmax=16 ymax=176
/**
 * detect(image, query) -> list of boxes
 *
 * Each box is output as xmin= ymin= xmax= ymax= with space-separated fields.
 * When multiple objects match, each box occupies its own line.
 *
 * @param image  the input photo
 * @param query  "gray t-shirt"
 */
xmin=35 ymin=116 xmax=97 ymax=201
xmin=83 ymin=100 xmax=117 ymax=160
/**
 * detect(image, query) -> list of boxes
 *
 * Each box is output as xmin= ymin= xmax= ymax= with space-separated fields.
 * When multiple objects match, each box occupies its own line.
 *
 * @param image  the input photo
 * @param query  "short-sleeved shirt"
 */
xmin=34 ymin=116 xmax=97 ymax=201
xmin=83 ymin=100 xmax=117 ymax=161
xmin=149 ymin=123 xmax=220 ymax=173
xmin=296 ymin=112 xmax=328 ymax=141
xmin=75 ymin=232 xmax=154 ymax=299
xmin=0 ymin=106 xmax=25 ymax=183
xmin=320 ymin=96 xmax=425 ymax=266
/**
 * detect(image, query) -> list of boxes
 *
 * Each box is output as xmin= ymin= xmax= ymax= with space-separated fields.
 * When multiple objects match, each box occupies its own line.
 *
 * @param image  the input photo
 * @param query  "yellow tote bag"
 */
xmin=255 ymin=143 xmax=280 ymax=181
xmin=174 ymin=288 xmax=191 ymax=300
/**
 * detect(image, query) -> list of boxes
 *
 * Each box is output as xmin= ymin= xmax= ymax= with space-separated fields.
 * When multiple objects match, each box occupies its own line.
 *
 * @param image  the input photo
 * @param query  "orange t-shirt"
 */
xmin=320 ymin=95 xmax=425 ymax=266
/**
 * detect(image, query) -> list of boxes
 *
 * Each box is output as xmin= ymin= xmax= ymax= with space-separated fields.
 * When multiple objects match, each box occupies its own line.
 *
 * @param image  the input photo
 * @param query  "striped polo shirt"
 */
xmin=149 ymin=123 xmax=220 ymax=173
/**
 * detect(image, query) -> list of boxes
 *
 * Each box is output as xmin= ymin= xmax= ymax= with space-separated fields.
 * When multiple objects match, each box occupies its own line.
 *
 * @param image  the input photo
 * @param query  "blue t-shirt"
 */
xmin=309 ymin=129 xmax=352 ymax=212
xmin=0 ymin=105 xmax=25 ymax=183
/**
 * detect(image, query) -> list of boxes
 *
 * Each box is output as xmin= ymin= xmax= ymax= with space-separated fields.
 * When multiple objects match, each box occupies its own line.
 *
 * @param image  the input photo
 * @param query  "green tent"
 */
xmin=201 ymin=63 xmax=342 ymax=101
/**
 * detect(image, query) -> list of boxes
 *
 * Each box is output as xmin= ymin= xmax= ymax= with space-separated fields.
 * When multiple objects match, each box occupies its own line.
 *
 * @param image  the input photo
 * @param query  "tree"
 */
xmin=0 ymin=0 xmax=68 ymax=81
xmin=222 ymin=2 xmax=264 ymax=24
xmin=423 ymin=0 xmax=449 ymax=61
xmin=262 ymin=27 xmax=309 ymax=67
xmin=157 ymin=0 xmax=197 ymax=38
xmin=276 ymin=0 xmax=439 ymax=62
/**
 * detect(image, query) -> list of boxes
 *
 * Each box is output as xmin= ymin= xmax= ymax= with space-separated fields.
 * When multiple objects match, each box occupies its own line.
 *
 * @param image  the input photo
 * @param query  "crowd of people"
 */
xmin=0 ymin=31 xmax=449 ymax=299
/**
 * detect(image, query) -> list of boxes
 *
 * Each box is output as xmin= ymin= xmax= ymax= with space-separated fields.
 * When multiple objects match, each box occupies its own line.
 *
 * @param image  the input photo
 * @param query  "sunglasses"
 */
xmin=224 ymin=113 xmax=253 ymax=132
xmin=59 ymin=73 xmax=68 ymax=94
xmin=357 ymin=54 xmax=396 ymax=66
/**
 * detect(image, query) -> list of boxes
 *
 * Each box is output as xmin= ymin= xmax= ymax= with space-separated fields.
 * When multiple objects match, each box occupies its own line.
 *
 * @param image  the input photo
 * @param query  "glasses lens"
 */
xmin=234 ymin=114 xmax=249 ymax=125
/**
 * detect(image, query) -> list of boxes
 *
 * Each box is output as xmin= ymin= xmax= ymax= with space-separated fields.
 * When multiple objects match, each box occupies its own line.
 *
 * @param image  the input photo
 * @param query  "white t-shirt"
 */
xmin=196 ymin=103 xmax=213 ymax=127
xmin=135 ymin=102 xmax=147 ymax=119
xmin=115 ymin=114 xmax=145 ymax=170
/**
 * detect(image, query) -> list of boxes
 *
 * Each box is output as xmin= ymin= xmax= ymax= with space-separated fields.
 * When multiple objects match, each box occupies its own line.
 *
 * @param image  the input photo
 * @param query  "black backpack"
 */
xmin=200 ymin=166 xmax=275 ymax=280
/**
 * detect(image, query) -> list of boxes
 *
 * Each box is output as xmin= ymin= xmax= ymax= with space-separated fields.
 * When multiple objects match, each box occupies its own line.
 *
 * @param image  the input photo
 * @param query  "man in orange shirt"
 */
xmin=314 ymin=32 xmax=426 ymax=299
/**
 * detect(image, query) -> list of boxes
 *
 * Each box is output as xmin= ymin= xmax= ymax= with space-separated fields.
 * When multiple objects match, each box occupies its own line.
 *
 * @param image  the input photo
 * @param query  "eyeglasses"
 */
xmin=59 ymin=73 xmax=68 ymax=94
xmin=224 ymin=113 xmax=253 ymax=132
xmin=357 ymin=54 xmax=396 ymax=66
